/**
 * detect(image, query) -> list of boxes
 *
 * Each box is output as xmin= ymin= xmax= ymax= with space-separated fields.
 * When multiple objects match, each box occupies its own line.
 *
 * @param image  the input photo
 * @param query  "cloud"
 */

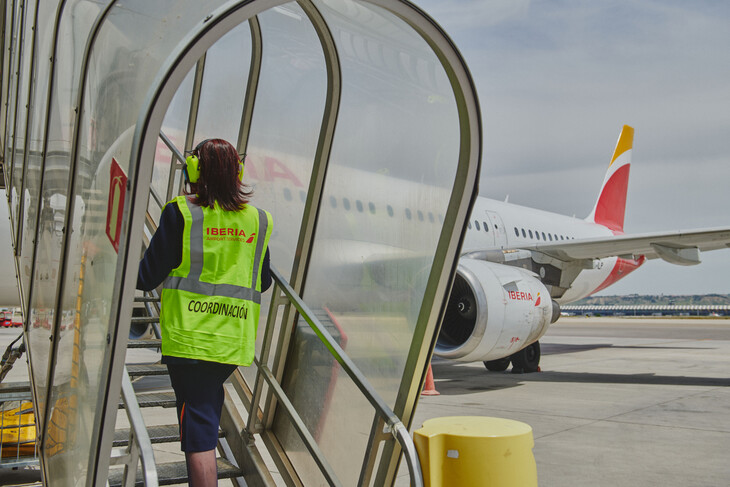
xmin=418 ymin=0 xmax=530 ymax=30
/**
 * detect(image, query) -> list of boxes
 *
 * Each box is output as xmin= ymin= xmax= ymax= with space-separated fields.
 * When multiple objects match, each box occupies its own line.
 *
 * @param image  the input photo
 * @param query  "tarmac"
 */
xmin=403 ymin=317 xmax=730 ymax=487
xmin=1 ymin=316 xmax=728 ymax=486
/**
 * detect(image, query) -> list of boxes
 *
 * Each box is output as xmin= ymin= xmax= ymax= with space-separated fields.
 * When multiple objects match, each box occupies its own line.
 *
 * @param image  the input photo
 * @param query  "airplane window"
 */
xmin=474 ymin=220 xmax=480 ymax=231
xmin=356 ymin=200 xmax=364 ymax=212
xmin=528 ymin=230 xmax=533 ymax=238
xmin=514 ymin=227 xmax=519 ymax=237
xmin=428 ymin=212 xmax=435 ymax=223
xmin=483 ymin=221 xmax=488 ymax=231
xmin=405 ymin=208 xmax=412 ymax=220
xmin=417 ymin=210 xmax=424 ymax=221
xmin=343 ymin=198 xmax=351 ymax=211
xmin=330 ymin=196 xmax=337 ymax=208
xmin=387 ymin=205 xmax=394 ymax=217
xmin=299 ymin=190 xmax=306 ymax=202
xmin=283 ymin=188 xmax=292 ymax=201
xmin=548 ymin=234 xmax=553 ymax=241
xmin=542 ymin=232 xmax=546 ymax=240
xmin=494 ymin=224 xmax=499 ymax=229
xmin=560 ymin=235 xmax=564 ymax=240
xmin=554 ymin=234 xmax=558 ymax=241
xmin=438 ymin=214 xmax=444 ymax=224
xmin=467 ymin=221 xmax=472 ymax=229
xmin=521 ymin=228 xmax=526 ymax=238
xmin=535 ymin=230 xmax=540 ymax=240
xmin=369 ymin=202 xmax=376 ymax=214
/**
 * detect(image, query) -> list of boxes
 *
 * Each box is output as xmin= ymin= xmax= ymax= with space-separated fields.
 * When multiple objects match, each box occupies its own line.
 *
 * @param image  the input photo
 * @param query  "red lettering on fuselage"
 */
xmin=244 ymin=155 xmax=304 ymax=187
xmin=507 ymin=290 xmax=533 ymax=301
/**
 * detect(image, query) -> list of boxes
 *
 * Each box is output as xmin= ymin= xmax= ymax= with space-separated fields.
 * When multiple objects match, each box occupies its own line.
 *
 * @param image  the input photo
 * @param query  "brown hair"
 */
xmin=185 ymin=138 xmax=252 ymax=211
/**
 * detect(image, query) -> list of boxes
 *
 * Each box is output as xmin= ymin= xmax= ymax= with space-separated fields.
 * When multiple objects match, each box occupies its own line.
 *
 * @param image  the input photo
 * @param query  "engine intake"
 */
xmin=436 ymin=259 xmax=556 ymax=362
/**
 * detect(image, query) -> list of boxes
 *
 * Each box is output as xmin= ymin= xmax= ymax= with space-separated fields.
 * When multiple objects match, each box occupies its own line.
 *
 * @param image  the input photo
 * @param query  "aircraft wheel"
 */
xmin=511 ymin=341 xmax=540 ymax=373
xmin=483 ymin=358 xmax=511 ymax=372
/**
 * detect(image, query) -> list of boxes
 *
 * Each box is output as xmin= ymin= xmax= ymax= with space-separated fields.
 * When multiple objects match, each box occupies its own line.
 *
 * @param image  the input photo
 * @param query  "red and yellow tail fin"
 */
xmin=586 ymin=125 xmax=634 ymax=233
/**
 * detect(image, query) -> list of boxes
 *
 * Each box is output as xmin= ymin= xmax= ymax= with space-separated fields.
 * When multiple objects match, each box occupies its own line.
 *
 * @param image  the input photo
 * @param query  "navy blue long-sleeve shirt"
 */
xmin=137 ymin=201 xmax=272 ymax=292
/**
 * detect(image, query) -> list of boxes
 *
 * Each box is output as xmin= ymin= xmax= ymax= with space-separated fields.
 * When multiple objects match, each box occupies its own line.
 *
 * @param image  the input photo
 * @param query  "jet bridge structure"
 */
xmin=0 ymin=0 xmax=481 ymax=485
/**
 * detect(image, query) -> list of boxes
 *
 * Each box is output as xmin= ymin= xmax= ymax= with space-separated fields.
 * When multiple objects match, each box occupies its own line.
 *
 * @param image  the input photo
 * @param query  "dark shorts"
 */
xmin=166 ymin=361 xmax=237 ymax=452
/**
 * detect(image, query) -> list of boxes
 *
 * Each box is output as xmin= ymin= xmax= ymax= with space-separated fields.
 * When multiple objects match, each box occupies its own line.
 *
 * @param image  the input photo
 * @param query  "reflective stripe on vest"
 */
xmin=163 ymin=201 xmax=269 ymax=303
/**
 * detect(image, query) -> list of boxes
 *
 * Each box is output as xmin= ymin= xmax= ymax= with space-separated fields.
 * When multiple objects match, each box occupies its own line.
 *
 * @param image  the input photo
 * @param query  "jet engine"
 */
xmin=435 ymin=258 xmax=559 ymax=363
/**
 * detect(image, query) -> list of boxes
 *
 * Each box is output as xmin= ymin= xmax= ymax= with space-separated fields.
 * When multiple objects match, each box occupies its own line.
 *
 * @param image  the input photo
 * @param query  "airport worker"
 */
xmin=137 ymin=138 xmax=272 ymax=487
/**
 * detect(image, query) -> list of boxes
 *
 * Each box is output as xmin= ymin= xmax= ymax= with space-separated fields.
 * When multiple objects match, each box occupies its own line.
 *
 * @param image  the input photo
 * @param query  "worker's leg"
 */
xmin=186 ymin=449 xmax=217 ymax=487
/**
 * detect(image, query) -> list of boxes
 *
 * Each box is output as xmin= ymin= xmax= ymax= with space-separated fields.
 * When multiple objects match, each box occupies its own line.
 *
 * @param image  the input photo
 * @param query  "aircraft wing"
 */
xmin=517 ymin=227 xmax=730 ymax=266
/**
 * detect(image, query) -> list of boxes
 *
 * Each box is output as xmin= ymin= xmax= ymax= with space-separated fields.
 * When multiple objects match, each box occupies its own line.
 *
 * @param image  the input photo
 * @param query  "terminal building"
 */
xmin=562 ymin=304 xmax=730 ymax=317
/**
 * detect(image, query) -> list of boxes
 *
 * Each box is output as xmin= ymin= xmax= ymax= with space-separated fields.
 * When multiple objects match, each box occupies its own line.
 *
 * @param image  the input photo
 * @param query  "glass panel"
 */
xmin=194 ymin=22 xmax=252 ymax=144
xmin=9 ymin=0 xmax=37 ymax=255
xmin=4 ymin=0 xmax=23 ymax=207
xmin=28 ymin=0 xmax=106 ymax=443
xmin=273 ymin=0 xmax=461 ymax=484
xmin=0 ymin=1 xmax=14 ymax=140
xmin=237 ymin=3 xmax=327 ymax=387
xmin=154 ymin=68 xmax=194 ymax=204
xmin=19 ymin=0 xmax=62 ymax=308
xmin=40 ymin=1 xmax=232 ymax=484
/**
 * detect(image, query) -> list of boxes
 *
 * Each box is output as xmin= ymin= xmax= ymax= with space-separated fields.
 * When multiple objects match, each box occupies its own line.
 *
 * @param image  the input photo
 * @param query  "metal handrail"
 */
xmin=156 ymin=130 xmax=423 ymax=485
xmin=251 ymin=266 xmax=424 ymax=487
xmin=113 ymin=367 xmax=158 ymax=487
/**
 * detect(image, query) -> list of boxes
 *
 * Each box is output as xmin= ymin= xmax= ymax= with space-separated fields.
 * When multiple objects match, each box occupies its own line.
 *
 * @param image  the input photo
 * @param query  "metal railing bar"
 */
xmin=246 ymin=284 xmax=285 ymax=435
xmin=268 ymin=266 xmax=424 ymax=487
xmin=257 ymin=363 xmax=341 ymax=487
xmin=120 ymin=367 xmax=158 ymax=487
xmin=159 ymin=129 xmax=184 ymax=161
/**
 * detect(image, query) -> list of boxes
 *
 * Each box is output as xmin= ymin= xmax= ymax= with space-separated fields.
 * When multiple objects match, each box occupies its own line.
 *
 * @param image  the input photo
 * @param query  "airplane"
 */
xmin=4 ymin=125 xmax=730 ymax=375
xmin=435 ymin=125 xmax=730 ymax=372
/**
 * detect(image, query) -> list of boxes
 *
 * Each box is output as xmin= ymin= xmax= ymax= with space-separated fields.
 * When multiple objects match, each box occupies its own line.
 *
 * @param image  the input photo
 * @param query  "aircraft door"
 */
xmin=485 ymin=211 xmax=508 ymax=248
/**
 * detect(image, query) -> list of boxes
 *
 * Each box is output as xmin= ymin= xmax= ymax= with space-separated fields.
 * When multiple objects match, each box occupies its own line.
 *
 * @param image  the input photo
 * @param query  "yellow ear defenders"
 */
xmin=184 ymin=139 xmax=208 ymax=184
xmin=184 ymin=139 xmax=245 ymax=184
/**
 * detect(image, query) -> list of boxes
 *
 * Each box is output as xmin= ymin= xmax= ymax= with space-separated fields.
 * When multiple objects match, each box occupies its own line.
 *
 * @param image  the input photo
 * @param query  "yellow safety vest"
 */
xmin=160 ymin=196 xmax=272 ymax=366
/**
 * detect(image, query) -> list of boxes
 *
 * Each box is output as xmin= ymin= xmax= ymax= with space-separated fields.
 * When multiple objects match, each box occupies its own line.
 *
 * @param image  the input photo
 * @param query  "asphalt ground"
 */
xmin=1 ymin=317 xmax=729 ymax=486
xmin=401 ymin=317 xmax=730 ymax=487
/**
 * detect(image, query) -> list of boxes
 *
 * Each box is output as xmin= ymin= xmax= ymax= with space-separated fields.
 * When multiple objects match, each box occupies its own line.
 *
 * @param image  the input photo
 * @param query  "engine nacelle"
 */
xmin=435 ymin=258 xmax=558 ymax=362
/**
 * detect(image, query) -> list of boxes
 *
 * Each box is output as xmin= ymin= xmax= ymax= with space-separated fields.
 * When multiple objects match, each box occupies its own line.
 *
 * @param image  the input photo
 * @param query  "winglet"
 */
xmin=586 ymin=125 xmax=634 ymax=233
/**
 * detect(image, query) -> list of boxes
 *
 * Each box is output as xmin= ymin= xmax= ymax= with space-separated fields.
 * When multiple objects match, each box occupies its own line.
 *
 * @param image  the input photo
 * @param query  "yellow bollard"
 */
xmin=413 ymin=416 xmax=537 ymax=487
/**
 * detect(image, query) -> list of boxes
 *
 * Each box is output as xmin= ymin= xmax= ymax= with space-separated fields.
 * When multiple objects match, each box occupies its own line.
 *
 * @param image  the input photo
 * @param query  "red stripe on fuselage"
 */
xmin=594 ymin=164 xmax=630 ymax=233
xmin=591 ymin=255 xmax=646 ymax=295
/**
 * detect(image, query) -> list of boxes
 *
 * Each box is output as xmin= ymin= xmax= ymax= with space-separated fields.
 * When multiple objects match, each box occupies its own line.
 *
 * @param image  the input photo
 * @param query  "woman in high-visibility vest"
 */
xmin=138 ymin=138 xmax=272 ymax=486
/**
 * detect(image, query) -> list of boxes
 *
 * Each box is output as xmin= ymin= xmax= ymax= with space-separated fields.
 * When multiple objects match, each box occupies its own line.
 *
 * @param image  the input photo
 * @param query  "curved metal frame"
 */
xmin=2 ymin=1 xmax=483 ymax=485
xmin=14 ymin=0 xmax=42 ymax=307
xmin=38 ymin=0 xmax=117 ymax=481
xmin=6 ymin=0 xmax=26 ymax=229
xmin=21 ymin=0 xmax=68 ymax=477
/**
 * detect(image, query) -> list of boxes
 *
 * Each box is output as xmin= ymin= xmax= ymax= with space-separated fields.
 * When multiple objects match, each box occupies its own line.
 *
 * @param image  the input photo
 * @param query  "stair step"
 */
xmin=113 ymin=424 xmax=225 ymax=447
xmin=127 ymin=364 xmax=167 ymax=377
xmin=134 ymin=296 xmax=160 ymax=303
xmin=120 ymin=392 xmax=176 ymax=409
xmin=108 ymin=457 xmax=242 ymax=487
xmin=113 ymin=424 xmax=179 ymax=446
xmin=126 ymin=339 xmax=161 ymax=349
xmin=131 ymin=317 xmax=160 ymax=325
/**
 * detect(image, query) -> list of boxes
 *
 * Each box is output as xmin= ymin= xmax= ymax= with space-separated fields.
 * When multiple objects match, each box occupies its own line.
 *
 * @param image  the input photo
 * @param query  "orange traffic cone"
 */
xmin=421 ymin=364 xmax=440 ymax=396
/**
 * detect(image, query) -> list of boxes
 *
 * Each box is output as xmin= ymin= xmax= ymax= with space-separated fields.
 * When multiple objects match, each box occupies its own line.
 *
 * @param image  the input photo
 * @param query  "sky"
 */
xmin=414 ymin=0 xmax=730 ymax=295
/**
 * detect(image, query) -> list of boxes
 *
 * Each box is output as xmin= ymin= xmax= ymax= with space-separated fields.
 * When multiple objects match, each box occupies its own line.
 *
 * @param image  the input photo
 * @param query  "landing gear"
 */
xmin=483 ymin=357 xmax=510 ymax=372
xmin=510 ymin=341 xmax=541 ymax=373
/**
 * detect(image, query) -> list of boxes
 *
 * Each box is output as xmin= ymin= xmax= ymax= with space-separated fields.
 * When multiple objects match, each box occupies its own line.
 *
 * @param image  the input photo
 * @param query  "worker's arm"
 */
xmin=261 ymin=249 xmax=272 ymax=292
xmin=137 ymin=203 xmax=183 ymax=291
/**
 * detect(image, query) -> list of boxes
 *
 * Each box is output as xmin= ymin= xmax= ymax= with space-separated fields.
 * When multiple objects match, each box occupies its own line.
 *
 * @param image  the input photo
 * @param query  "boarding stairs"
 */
xmin=108 ymin=293 xmax=244 ymax=487
xmin=108 ymin=273 xmax=424 ymax=486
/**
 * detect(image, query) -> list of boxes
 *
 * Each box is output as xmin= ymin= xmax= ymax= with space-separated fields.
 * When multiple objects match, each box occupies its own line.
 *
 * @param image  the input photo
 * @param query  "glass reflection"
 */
xmin=272 ymin=0 xmax=461 ymax=484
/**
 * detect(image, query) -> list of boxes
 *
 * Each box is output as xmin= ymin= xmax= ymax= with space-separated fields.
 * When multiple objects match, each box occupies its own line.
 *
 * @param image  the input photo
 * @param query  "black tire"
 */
xmin=510 ymin=341 xmax=541 ymax=373
xmin=483 ymin=358 xmax=511 ymax=372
